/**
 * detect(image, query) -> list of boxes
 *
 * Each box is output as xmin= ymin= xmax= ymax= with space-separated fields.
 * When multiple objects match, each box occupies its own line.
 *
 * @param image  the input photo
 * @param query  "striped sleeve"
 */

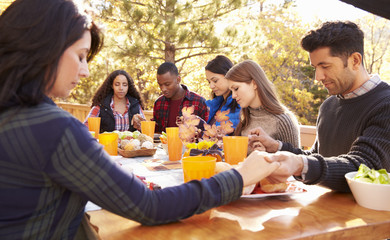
xmin=276 ymin=113 xmax=300 ymax=148
xmin=83 ymin=106 xmax=100 ymax=126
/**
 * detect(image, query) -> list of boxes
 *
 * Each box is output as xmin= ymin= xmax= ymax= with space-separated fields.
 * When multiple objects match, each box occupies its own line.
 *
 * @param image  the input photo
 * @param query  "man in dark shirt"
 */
xmin=152 ymin=62 xmax=209 ymax=133
xmin=249 ymin=21 xmax=390 ymax=192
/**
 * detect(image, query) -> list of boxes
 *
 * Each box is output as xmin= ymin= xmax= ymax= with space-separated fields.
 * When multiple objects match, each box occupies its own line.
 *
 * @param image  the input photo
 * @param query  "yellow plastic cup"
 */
xmin=141 ymin=121 xmax=156 ymax=139
xmin=87 ymin=117 xmax=101 ymax=139
xmin=223 ymin=136 xmax=249 ymax=165
xmin=166 ymin=127 xmax=183 ymax=161
xmin=98 ymin=132 xmax=118 ymax=156
xmin=182 ymin=156 xmax=217 ymax=182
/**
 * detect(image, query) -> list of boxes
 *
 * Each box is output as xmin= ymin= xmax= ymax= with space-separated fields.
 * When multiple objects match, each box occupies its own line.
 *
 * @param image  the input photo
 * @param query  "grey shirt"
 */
xmin=241 ymin=107 xmax=300 ymax=148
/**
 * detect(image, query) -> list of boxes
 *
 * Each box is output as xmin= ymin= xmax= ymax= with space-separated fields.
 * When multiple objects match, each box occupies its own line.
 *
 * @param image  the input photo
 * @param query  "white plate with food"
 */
xmin=241 ymin=181 xmax=306 ymax=199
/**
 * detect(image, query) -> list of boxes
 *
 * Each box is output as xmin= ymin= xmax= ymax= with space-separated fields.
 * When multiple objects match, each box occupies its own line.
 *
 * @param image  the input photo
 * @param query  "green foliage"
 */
xmin=226 ymin=3 xmax=328 ymax=124
xmin=65 ymin=0 xmax=389 ymax=125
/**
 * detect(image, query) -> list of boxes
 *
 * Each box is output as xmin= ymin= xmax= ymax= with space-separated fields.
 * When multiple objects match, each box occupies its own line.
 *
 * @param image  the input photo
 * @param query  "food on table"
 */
xmin=353 ymin=164 xmax=390 ymax=184
xmin=136 ymin=175 xmax=161 ymax=190
xmin=114 ymin=130 xmax=134 ymax=140
xmin=120 ymin=139 xmax=131 ymax=149
xmin=159 ymin=132 xmax=168 ymax=153
xmin=214 ymin=161 xmax=288 ymax=194
xmin=118 ymin=131 xmax=155 ymax=152
xmin=141 ymin=141 xmax=154 ymax=149
xmin=159 ymin=131 xmax=167 ymax=144
xmin=259 ymin=178 xmax=288 ymax=193
xmin=138 ymin=133 xmax=153 ymax=144
xmin=124 ymin=139 xmax=141 ymax=151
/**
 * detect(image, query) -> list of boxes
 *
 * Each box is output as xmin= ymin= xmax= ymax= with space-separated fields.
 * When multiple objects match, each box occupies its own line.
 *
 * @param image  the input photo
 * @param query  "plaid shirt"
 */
xmin=84 ymin=98 xmax=144 ymax=131
xmin=0 ymin=96 xmax=242 ymax=239
xmin=152 ymin=84 xmax=209 ymax=133
xmin=340 ymin=74 xmax=381 ymax=99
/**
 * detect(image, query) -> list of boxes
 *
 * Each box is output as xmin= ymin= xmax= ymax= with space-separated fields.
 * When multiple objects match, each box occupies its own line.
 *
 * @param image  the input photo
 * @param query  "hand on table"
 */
xmin=249 ymin=127 xmax=280 ymax=153
xmin=131 ymin=114 xmax=145 ymax=131
xmin=264 ymin=151 xmax=304 ymax=183
xmin=235 ymin=150 xmax=280 ymax=187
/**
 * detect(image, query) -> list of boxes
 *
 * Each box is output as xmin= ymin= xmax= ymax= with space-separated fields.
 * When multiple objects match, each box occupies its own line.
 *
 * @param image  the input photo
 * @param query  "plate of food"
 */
xmin=241 ymin=179 xmax=307 ymax=199
xmin=214 ymin=162 xmax=307 ymax=198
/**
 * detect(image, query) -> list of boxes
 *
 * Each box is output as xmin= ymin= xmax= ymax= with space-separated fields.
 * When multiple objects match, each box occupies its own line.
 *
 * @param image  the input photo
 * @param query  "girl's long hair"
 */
xmin=91 ymin=70 xmax=144 ymax=109
xmin=225 ymin=60 xmax=285 ymax=135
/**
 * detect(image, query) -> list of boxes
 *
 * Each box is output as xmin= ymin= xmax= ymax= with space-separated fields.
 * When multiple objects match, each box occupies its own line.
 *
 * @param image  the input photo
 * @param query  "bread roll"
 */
xmin=260 ymin=178 xmax=287 ymax=193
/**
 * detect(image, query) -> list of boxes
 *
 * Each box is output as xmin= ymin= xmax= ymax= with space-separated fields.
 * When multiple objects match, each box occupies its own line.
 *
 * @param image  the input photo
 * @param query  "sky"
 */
xmin=293 ymin=0 xmax=370 ymax=23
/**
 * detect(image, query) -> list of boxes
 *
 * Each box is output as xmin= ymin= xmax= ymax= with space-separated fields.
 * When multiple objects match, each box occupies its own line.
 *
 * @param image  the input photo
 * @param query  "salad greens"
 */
xmin=353 ymin=164 xmax=390 ymax=184
xmin=113 ymin=130 xmax=142 ymax=140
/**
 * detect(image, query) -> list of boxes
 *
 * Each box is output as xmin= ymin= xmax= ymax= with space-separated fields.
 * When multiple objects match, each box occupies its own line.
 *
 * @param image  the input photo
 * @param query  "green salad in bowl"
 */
xmin=353 ymin=164 xmax=390 ymax=184
xmin=345 ymin=164 xmax=390 ymax=211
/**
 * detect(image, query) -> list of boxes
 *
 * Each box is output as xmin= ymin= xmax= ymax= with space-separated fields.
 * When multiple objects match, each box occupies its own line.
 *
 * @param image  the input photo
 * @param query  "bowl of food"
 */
xmin=118 ymin=132 xmax=156 ymax=158
xmin=345 ymin=164 xmax=390 ymax=211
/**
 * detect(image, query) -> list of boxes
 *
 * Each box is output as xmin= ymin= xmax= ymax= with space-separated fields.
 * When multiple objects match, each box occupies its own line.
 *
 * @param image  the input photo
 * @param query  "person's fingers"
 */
xmin=248 ymin=135 xmax=261 ymax=142
xmin=253 ymin=145 xmax=265 ymax=152
xmin=264 ymin=155 xmax=274 ymax=163
xmin=249 ymin=128 xmax=260 ymax=136
xmin=268 ymin=161 xmax=281 ymax=174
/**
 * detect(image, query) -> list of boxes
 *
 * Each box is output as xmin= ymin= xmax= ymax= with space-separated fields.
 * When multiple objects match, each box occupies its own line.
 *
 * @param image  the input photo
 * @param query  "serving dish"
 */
xmin=345 ymin=171 xmax=390 ymax=211
xmin=118 ymin=148 xmax=157 ymax=158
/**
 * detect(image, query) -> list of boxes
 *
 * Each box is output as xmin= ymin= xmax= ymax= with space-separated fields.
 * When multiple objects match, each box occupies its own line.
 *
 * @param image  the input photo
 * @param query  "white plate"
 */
xmin=241 ymin=182 xmax=306 ymax=199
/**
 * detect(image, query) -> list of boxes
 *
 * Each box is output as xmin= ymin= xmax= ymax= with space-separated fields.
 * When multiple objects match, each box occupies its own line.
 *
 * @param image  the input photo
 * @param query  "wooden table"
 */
xmin=87 ymin=150 xmax=390 ymax=240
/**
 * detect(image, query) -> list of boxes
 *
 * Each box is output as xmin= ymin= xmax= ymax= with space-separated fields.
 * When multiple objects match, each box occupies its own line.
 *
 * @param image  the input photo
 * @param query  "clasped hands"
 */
xmin=240 ymin=127 xmax=304 ymax=185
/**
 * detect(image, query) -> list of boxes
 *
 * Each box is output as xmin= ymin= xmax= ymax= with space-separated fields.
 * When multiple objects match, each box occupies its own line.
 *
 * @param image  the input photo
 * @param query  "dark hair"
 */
xmin=157 ymin=62 xmax=179 ymax=76
xmin=0 ymin=0 xmax=104 ymax=112
xmin=205 ymin=55 xmax=233 ymax=75
xmin=91 ymin=70 xmax=144 ymax=109
xmin=205 ymin=55 xmax=238 ymax=113
xmin=225 ymin=60 xmax=285 ymax=135
xmin=301 ymin=21 xmax=364 ymax=66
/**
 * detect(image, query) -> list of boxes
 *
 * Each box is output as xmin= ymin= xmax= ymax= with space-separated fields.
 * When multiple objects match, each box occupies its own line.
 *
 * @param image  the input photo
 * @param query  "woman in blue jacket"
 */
xmin=205 ymin=55 xmax=241 ymax=130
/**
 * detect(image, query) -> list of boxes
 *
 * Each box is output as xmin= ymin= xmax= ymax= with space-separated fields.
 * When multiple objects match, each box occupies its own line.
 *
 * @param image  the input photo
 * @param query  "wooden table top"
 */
xmin=87 ymin=150 xmax=390 ymax=240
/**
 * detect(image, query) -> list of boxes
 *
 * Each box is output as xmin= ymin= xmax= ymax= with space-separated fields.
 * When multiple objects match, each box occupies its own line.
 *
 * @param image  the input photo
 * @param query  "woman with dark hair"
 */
xmin=84 ymin=70 xmax=145 ymax=132
xmin=205 ymin=55 xmax=241 ymax=129
xmin=225 ymin=60 xmax=300 ymax=150
xmin=0 ymin=1 xmax=280 ymax=239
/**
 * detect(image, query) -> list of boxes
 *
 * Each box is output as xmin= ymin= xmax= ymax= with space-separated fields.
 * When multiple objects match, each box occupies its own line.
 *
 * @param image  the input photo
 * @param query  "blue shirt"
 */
xmin=206 ymin=95 xmax=241 ymax=129
xmin=0 ymin=97 xmax=243 ymax=239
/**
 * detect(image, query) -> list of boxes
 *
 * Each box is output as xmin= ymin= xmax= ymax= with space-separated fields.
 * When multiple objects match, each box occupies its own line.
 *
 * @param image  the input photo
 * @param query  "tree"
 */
xmin=357 ymin=15 xmax=390 ymax=80
xmin=94 ymin=0 xmax=247 ymax=63
xmin=0 ymin=0 xmax=14 ymax=13
xmin=71 ymin=0 xmax=254 ymax=108
xmin=219 ymin=1 xmax=327 ymax=124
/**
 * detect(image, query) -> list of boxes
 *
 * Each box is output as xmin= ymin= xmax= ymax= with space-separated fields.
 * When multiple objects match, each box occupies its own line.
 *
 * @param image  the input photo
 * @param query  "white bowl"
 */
xmin=345 ymin=171 xmax=390 ymax=211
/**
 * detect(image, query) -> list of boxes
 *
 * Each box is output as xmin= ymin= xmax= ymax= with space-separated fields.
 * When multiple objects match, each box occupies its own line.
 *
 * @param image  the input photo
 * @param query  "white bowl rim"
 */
xmin=345 ymin=171 xmax=390 ymax=186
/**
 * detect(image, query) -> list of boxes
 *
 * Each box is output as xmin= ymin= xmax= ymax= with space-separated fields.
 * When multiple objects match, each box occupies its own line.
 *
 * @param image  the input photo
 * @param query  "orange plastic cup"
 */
xmin=182 ymin=156 xmax=217 ymax=182
xmin=166 ymin=127 xmax=182 ymax=161
xmin=87 ymin=117 xmax=101 ymax=139
xmin=223 ymin=136 xmax=249 ymax=165
xmin=141 ymin=121 xmax=156 ymax=139
xmin=98 ymin=132 xmax=118 ymax=156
